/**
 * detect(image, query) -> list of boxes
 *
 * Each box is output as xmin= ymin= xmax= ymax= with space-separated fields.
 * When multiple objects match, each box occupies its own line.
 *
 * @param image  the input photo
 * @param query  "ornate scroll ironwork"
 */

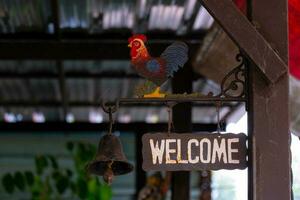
xmin=215 ymin=53 xmax=246 ymax=99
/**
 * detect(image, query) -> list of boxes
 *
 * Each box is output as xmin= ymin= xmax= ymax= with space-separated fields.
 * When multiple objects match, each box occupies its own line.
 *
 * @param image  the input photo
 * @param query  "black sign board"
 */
xmin=142 ymin=132 xmax=247 ymax=171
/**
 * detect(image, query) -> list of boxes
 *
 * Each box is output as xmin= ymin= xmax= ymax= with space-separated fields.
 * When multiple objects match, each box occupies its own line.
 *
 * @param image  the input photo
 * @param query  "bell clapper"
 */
xmin=103 ymin=160 xmax=114 ymax=185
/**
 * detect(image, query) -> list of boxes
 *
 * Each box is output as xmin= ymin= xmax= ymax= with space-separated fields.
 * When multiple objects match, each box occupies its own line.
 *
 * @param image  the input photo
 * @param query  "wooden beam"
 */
xmin=200 ymin=0 xmax=287 ymax=84
xmin=248 ymin=0 xmax=291 ymax=199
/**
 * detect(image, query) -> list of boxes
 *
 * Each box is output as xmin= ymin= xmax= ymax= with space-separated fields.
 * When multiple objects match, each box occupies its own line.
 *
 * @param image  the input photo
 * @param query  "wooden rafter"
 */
xmin=0 ymin=40 xmax=201 ymax=60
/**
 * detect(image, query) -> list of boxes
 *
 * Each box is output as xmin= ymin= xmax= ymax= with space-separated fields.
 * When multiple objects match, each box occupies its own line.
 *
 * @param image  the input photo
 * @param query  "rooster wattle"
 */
xmin=128 ymin=34 xmax=188 ymax=98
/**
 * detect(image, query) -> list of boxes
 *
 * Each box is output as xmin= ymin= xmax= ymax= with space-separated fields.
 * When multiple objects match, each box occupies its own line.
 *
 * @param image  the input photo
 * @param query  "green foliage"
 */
xmin=35 ymin=155 xmax=48 ymax=175
xmin=2 ymin=174 xmax=14 ymax=194
xmin=24 ymin=171 xmax=34 ymax=186
xmin=66 ymin=141 xmax=74 ymax=152
xmin=1 ymin=142 xmax=112 ymax=200
xmin=47 ymin=155 xmax=58 ymax=170
xmin=14 ymin=172 xmax=25 ymax=191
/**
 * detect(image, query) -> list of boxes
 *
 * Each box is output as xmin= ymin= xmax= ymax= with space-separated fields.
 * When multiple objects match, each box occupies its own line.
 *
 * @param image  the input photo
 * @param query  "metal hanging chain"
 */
xmin=216 ymin=101 xmax=222 ymax=134
xmin=167 ymin=106 xmax=172 ymax=136
xmin=108 ymin=107 xmax=113 ymax=134
xmin=101 ymin=101 xmax=119 ymax=135
xmin=166 ymin=102 xmax=177 ymax=136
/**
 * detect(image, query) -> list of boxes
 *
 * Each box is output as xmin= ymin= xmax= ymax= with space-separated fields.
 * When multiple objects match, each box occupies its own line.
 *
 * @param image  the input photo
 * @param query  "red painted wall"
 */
xmin=234 ymin=0 xmax=299 ymax=79
xmin=289 ymin=0 xmax=300 ymax=79
xmin=234 ymin=0 xmax=247 ymax=13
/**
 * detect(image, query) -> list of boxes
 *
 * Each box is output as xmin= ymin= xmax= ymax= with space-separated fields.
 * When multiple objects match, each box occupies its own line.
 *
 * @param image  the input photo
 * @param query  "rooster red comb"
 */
xmin=128 ymin=34 xmax=147 ymax=43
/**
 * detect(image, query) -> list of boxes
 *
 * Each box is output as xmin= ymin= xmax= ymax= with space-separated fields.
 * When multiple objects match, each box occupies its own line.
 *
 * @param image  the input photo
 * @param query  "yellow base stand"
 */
xmin=143 ymin=87 xmax=166 ymax=98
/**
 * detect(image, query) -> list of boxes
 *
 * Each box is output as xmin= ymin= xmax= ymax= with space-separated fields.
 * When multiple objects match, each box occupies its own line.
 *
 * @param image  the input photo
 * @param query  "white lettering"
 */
xmin=228 ymin=138 xmax=240 ymax=164
xmin=150 ymin=139 xmax=165 ymax=164
xmin=166 ymin=139 xmax=177 ymax=164
xmin=211 ymin=139 xmax=228 ymax=163
xmin=148 ymin=136 xmax=242 ymax=166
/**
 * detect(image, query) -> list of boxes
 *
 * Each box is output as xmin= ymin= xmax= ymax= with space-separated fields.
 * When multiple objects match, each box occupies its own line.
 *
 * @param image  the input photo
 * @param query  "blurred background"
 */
xmin=0 ymin=0 xmax=299 ymax=200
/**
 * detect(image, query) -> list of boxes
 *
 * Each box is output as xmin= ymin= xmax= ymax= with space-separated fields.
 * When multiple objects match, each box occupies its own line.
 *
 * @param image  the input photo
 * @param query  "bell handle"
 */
xmin=101 ymin=101 xmax=119 ymax=135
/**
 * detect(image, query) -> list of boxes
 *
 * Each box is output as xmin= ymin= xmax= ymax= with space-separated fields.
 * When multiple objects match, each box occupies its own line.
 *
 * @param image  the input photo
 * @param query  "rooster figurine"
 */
xmin=128 ymin=34 xmax=188 ymax=98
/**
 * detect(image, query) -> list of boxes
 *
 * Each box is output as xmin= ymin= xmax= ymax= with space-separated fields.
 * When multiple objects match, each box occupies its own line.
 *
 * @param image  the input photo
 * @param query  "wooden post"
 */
xmin=171 ymin=64 xmax=193 ymax=200
xmin=199 ymin=171 xmax=212 ymax=200
xmin=248 ymin=0 xmax=290 ymax=199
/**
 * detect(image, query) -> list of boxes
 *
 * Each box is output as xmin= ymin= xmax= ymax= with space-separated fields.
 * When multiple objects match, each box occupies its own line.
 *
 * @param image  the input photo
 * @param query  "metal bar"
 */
xmin=248 ymin=0 xmax=290 ymax=199
xmin=200 ymin=0 xmax=287 ymax=84
xmin=118 ymin=97 xmax=246 ymax=103
xmin=0 ymin=122 xmax=218 ymax=132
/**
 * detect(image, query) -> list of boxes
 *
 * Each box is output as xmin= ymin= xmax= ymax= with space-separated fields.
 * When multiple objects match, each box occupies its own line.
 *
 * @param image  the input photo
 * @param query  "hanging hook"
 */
xmin=101 ymin=101 xmax=119 ymax=113
xmin=101 ymin=101 xmax=119 ymax=135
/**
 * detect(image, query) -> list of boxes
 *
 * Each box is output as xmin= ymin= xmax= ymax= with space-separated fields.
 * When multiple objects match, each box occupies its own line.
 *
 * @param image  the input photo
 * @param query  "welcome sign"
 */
xmin=142 ymin=133 xmax=247 ymax=171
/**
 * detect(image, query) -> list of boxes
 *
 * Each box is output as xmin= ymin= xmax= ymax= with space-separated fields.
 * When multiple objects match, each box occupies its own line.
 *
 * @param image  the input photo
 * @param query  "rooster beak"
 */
xmin=128 ymin=43 xmax=132 ymax=48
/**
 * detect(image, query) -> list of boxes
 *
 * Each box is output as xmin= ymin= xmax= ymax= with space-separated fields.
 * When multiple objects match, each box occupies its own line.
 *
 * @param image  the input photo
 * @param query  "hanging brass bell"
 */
xmin=87 ymin=133 xmax=134 ymax=184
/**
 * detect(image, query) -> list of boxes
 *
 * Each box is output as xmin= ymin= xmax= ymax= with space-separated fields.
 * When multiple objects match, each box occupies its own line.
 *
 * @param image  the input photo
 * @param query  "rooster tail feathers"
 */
xmin=160 ymin=41 xmax=188 ymax=77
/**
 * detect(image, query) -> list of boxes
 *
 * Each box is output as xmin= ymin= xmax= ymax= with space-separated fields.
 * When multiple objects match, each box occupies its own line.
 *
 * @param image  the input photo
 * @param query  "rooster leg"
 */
xmin=143 ymin=87 xmax=166 ymax=98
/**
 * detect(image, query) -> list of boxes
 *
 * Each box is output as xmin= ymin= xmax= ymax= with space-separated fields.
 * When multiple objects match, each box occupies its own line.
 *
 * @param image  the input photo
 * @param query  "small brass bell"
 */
xmin=87 ymin=133 xmax=134 ymax=184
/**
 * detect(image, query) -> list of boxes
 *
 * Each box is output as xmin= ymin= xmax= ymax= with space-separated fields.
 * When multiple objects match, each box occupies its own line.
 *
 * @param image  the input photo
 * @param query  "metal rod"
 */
xmin=117 ymin=97 xmax=246 ymax=104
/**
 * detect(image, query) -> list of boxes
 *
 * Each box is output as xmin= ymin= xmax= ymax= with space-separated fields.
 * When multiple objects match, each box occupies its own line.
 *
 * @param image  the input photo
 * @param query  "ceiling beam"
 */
xmin=0 ymin=71 xmax=141 ymax=79
xmin=0 ymin=100 xmax=235 ymax=108
xmin=0 ymin=39 xmax=201 ymax=60
xmin=200 ymin=0 xmax=287 ymax=84
xmin=0 ymin=122 xmax=219 ymax=132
